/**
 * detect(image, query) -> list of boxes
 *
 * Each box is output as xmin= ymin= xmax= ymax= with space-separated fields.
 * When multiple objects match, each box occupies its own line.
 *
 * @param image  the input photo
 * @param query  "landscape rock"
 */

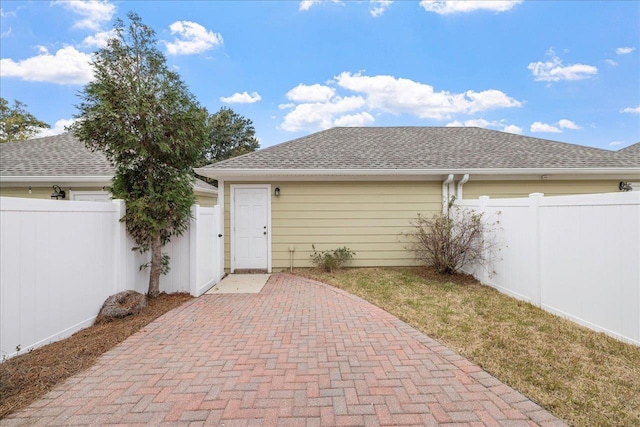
xmin=95 ymin=290 xmax=147 ymax=324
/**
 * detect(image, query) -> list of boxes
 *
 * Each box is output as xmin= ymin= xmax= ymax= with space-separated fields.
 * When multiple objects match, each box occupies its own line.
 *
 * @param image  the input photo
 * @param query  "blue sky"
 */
xmin=1 ymin=0 xmax=638 ymax=150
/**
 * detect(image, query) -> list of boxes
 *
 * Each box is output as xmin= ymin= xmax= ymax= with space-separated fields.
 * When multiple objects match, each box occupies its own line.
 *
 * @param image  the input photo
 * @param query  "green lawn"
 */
xmin=295 ymin=267 xmax=640 ymax=427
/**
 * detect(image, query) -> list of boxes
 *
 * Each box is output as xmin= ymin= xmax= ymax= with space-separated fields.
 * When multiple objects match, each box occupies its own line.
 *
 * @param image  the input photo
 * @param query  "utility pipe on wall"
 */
xmin=442 ymin=174 xmax=454 ymax=213
xmin=457 ymin=174 xmax=469 ymax=200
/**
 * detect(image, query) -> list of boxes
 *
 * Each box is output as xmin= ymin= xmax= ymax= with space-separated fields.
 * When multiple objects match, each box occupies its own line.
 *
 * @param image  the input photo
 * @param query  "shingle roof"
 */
xmin=200 ymin=127 xmax=639 ymax=172
xmin=616 ymin=142 xmax=640 ymax=159
xmin=0 ymin=133 xmax=114 ymax=176
xmin=0 ymin=133 xmax=217 ymax=193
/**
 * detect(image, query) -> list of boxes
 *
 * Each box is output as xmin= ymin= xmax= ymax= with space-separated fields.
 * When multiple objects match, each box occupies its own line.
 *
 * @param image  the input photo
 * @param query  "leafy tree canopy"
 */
xmin=199 ymin=107 xmax=260 ymax=167
xmin=70 ymin=12 xmax=208 ymax=298
xmin=0 ymin=97 xmax=49 ymax=143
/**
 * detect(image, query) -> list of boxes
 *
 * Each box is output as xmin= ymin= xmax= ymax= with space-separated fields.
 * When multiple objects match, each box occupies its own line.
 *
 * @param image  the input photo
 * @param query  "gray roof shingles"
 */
xmin=0 ymin=133 xmax=114 ymax=176
xmin=201 ymin=127 xmax=639 ymax=171
xmin=0 ymin=133 xmax=216 ymax=192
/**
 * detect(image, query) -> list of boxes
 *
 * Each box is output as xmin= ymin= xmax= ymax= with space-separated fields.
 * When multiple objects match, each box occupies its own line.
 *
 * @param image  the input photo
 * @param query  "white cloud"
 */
xmin=530 ymin=122 xmax=561 ymax=133
xmin=164 ymin=21 xmax=223 ymax=55
xmin=616 ymin=47 xmax=635 ymax=55
xmin=609 ymin=141 xmax=622 ymax=147
xmin=605 ymin=59 xmax=618 ymax=66
xmin=1 ymin=27 xmax=11 ymax=38
xmin=420 ymin=0 xmax=522 ymax=14
xmin=286 ymin=84 xmax=336 ymax=102
xmin=503 ymin=124 xmax=523 ymax=134
xmin=528 ymin=49 xmax=597 ymax=82
xmin=82 ymin=29 xmax=116 ymax=48
xmin=621 ymin=106 xmax=640 ymax=114
xmin=445 ymin=119 xmax=522 ymax=134
xmin=0 ymin=46 xmax=93 ymax=85
xmin=37 ymin=118 xmax=77 ymax=138
xmin=557 ymin=119 xmax=580 ymax=129
xmin=281 ymin=96 xmax=366 ymax=132
xmin=220 ymin=91 xmax=262 ymax=104
xmin=446 ymin=119 xmax=490 ymax=128
xmin=299 ymin=0 xmax=341 ymax=11
xmin=1 ymin=8 xmax=17 ymax=18
xmin=54 ymin=0 xmax=116 ymax=31
xmin=371 ymin=0 xmax=393 ymax=17
xmin=281 ymin=72 xmax=522 ymax=132
xmin=335 ymin=72 xmax=521 ymax=119
xmin=333 ymin=112 xmax=375 ymax=127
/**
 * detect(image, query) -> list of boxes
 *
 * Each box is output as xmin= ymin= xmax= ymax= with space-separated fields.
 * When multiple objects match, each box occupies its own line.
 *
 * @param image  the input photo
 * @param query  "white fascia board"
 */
xmin=0 ymin=176 xmax=113 ymax=185
xmin=194 ymin=168 xmax=640 ymax=181
xmin=194 ymin=187 xmax=219 ymax=195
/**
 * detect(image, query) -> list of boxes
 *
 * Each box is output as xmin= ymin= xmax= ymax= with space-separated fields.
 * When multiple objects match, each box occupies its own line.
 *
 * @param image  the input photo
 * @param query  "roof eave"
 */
xmin=0 ymin=176 xmax=114 ymax=185
xmin=195 ymin=167 xmax=640 ymax=180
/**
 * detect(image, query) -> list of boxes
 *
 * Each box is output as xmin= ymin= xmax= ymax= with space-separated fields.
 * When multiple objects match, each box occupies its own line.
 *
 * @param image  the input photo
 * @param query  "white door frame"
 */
xmin=230 ymin=184 xmax=272 ymax=273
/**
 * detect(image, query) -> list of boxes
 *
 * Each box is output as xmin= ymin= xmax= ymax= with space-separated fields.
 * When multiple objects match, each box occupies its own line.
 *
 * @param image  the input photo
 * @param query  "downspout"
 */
xmin=456 ymin=174 xmax=469 ymax=200
xmin=442 ymin=174 xmax=454 ymax=214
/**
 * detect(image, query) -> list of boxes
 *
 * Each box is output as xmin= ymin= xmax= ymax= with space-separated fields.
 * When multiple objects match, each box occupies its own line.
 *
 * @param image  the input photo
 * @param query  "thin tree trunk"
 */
xmin=148 ymin=234 xmax=162 ymax=298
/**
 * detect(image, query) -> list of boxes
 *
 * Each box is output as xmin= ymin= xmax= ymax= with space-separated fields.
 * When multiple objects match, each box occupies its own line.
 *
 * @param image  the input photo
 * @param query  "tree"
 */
xmin=0 ymin=97 xmax=49 ymax=143
xmin=198 ymin=107 xmax=259 ymax=167
xmin=70 ymin=13 xmax=208 ymax=298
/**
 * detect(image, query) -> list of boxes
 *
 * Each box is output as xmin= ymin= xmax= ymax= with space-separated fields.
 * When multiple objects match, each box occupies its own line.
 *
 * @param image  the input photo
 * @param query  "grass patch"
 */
xmin=296 ymin=267 xmax=640 ymax=427
xmin=0 ymin=293 xmax=192 ymax=419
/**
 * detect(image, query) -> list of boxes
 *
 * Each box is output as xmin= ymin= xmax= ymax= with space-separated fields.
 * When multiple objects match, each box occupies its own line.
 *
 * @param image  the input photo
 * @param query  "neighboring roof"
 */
xmin=616 ymin=142 xmax=640 ymax=159
xmin=197 ymin=127 xmax=639 ymax=178
xmin=0 ymin=133 xmax=217 ymax=194
xmin=0 ymin=133 xmax=114 ymax=177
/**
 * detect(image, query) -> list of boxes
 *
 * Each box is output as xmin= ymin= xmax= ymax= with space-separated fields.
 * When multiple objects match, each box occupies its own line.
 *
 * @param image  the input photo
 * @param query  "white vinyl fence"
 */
xmin=0 ymin=197 xmax=223 ymax=359
xmin=457 ymin=192 xmax=640 ymax=346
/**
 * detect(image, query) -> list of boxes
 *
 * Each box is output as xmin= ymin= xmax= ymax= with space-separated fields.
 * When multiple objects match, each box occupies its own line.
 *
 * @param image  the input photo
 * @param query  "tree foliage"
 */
xmin=198 ymin=107 xmax=259 ymax=167
xmin=0 ymin=97 xmax=49 ymax=143
xmin=70 ymin=13 xmax=208 ymax=298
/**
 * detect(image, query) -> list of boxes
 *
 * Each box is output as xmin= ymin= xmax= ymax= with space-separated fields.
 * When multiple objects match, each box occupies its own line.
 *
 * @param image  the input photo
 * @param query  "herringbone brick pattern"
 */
xmin=2 ymin=274 xmax=566 ymax=426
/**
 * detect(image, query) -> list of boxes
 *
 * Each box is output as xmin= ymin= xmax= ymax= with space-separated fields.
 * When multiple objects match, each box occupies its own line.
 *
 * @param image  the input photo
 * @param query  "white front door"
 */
xmin=232 ymin=185 xmax=270 ymax=271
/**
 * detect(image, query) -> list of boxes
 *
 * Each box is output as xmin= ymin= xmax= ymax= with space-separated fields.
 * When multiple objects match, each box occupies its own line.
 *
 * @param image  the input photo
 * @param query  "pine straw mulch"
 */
xmin=0 ymin=292 xmax=192 ymax=419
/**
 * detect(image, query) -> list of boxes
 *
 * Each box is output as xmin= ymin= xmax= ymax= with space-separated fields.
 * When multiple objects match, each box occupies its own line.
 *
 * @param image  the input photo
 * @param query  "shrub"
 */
xmin=310 ymin=245 xmax=355 ymax=273
xmin=408 ymin=198 xmax=497 ymax=275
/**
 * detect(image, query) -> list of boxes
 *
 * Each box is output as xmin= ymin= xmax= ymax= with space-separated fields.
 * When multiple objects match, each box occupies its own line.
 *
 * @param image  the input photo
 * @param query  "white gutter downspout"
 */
xmin=456 ymin=174 xmax=469 ymax=200
xmin=442 ymin=174 xmax=454 ymax=214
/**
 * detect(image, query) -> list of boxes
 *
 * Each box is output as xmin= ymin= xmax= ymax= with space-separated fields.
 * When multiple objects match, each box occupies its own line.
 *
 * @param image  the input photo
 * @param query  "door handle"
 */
xmin=263 ymin=231 xmax=267 ymax=235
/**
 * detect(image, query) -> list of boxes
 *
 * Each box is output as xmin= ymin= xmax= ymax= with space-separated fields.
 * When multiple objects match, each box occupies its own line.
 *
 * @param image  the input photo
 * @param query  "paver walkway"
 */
xmin=3 ymin=274 xmax=566 ymax=426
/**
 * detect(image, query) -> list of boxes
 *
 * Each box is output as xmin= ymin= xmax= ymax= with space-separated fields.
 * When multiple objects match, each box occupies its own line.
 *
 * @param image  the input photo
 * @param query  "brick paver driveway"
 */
xmin=3 ymin=274 xmax=565 ymax=426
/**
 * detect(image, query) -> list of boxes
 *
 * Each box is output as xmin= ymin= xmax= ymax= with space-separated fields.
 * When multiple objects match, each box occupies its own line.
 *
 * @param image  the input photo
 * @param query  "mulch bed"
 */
xmin=0 ymin=292 xmax=192 ymax=419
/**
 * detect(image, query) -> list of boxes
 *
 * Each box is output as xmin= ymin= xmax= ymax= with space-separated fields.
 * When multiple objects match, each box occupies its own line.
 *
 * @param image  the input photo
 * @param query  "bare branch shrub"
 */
xmin=310 ymin=245 xmax=355 ymax=273
xmin=408 ymin=199 xmax=498 ymax=275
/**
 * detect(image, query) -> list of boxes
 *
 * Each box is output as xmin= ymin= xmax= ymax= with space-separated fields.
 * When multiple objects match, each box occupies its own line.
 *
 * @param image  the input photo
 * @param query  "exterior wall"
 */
xmin=462 ymin=179 xmax=621 ymax=199
xmin=225 ymin=181 xmax=442 ymax=271
xmin=1 ymin=186 xmax=217 ymax=206
xmin=0 ymin=186 xmax=104 ymax=200
xmin=195 ymin=193 xmax=217 ymax=207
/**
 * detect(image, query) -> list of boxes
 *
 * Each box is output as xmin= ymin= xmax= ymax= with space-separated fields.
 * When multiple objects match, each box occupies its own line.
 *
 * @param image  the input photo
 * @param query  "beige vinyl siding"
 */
xmin=462 ymin=180 xmax=622 ymax=199
xmin=0 ymin=186 xmax=105 ymax=200
xmin=225 ymin=181 xmax=441 ymax=271
xmin=195 ymin=193 xmax=217 ymax=207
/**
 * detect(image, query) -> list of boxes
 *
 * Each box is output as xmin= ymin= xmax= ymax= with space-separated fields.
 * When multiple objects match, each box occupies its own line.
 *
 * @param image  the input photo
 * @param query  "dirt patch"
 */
xmin=0 ymin=292 xmax=192 ymax=419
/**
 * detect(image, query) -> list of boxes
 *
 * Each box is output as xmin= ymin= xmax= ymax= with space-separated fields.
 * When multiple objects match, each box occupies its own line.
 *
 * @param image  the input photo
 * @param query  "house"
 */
xmin=194 ymin=127 xmax=639 ymax=273
xmin=0 ymin=133 xmax=218 ymax=206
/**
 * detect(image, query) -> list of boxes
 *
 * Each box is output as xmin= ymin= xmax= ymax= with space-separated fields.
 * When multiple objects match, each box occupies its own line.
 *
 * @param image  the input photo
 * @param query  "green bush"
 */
xmin=310 ymin=245 xmax=355 ymax=273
